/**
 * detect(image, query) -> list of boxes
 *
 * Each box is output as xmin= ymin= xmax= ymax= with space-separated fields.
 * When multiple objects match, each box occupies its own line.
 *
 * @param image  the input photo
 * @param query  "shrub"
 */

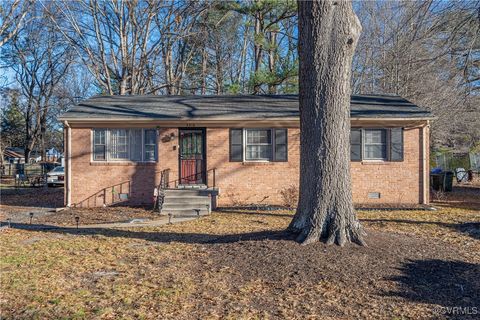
xmin=280 ymin=185 xmax=299 ymax=209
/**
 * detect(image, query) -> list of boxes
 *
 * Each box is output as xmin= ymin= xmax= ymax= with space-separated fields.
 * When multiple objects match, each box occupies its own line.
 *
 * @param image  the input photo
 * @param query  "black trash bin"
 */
xmin=444 ymin=171 xmax=454 ymax=192
xmin=430 ymin=173 xmax=444 ymax=191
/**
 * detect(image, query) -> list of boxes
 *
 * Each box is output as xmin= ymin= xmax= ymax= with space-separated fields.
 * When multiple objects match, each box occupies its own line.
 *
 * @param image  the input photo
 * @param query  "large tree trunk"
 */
xmin=267 ymin=31 xmax=277 ymax=94
xmin=252 ymin=14 xmax=263 ymax=95
xmin=289 ymin=0 xmax=365 ymax=246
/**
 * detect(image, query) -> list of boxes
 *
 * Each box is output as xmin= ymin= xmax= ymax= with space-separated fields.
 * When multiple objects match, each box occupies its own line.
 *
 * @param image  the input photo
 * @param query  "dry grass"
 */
xmin=1 ymin=186 xmax=478 ymax=319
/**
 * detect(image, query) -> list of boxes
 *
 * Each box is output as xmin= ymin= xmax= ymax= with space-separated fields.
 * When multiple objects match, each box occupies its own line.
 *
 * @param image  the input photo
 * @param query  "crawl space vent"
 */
xmin=368 ymin=192 xmax=381 ymax=199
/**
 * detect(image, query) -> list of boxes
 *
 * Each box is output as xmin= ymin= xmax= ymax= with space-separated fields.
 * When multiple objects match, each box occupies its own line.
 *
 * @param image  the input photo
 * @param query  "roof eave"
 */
xmin=58 ymin=116 xmax=434 ymax=124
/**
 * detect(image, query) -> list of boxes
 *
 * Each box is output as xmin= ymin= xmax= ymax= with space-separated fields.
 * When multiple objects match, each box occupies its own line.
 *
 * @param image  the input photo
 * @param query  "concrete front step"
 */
xmin=163 ymin=189 xmax=211 ymax=197
xmin=160 ymin=208 xmax=209 ymax=216
xmin=162 ymin=202 xmax=210 ymax=210
xmin=162 ymin=195 xmax=210 ymax=203
xmin=160 ymin=188 xmax=212 ymax=216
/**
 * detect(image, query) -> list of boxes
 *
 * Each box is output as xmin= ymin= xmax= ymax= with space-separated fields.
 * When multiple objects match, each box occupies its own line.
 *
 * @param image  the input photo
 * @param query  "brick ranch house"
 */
xmin=59 ymin=94 xmax=433 ymax=212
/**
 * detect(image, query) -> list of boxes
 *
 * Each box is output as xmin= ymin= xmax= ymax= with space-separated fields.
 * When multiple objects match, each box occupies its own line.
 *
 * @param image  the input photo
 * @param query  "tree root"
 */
xmin=291 ymin=218 xmax=367 ymax=247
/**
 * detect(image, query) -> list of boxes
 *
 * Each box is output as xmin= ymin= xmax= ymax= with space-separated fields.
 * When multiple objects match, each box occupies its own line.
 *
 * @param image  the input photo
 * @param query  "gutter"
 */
xmin=63 ymin=120 xmax=72 ymax=207
xmin=57 ymin=116 xmax=436 ymax=123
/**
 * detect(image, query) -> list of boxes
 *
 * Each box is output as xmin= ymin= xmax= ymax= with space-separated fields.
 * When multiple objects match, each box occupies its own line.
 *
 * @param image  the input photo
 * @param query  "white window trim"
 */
xmin=362 ymin=128 xmax=388 ymax=161
xmin=91 ymin=128 xmax=158 ymax=163
xmin=243 ymin=128 xmax=274 ymax=162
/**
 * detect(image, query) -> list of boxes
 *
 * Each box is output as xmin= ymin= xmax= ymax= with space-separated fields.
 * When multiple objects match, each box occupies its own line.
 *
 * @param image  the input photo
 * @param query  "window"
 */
xmin=350 ymin=129 xmax=362 ymax=161
xmin=144 ymin=129 xmax=157 ymax=161
xmin=274 ymin=129 xmax=288 ymax=161
xmin=350 ymin=128 xmax=404 ymax=162
xmin=92 ymin=128 xmax=157 ymax=162
xmin=93 ymin=129 xmax=106 ymax=160
xmin=245 ymin=129 xmax=272 ymax=161
xmin=130 ymin=129 xmax=142 ymax=161
xmin=110 ymin=129 xmax=129 ymax=160
xmin=229 ymin=128 xmax=288 ymax=162
xmin=364 ymin=129 xmax=387 ymax=160
xmin=230 ymin=129 xmax=243 ymax=161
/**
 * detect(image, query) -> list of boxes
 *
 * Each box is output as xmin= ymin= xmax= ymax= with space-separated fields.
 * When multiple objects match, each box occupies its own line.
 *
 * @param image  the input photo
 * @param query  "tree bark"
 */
xmin=289 ymin=0 xmax=365 ymax=246
xmin=267 ymin=30 xmax=277 ymax=94
xmin=252 ymin=13 xmax=263 ymax=95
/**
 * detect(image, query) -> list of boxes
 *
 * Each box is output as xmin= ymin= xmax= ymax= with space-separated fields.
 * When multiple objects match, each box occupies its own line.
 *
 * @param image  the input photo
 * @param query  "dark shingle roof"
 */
xmin=59 ymin=94 xmax=432 ymax=121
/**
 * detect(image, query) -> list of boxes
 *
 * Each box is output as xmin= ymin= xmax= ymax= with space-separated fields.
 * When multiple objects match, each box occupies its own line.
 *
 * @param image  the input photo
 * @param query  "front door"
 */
xmin=179 ymin=129 xmax=206 ymax=185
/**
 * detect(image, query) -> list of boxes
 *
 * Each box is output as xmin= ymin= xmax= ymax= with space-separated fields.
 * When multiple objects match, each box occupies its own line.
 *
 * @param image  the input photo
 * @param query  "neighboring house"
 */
xmin=33 ymin=148 xmax=63 ymax=163
xmin=59 ymin=94 xmax=433 ymax=209
xmin=3 ymin=149 xmax=25 ymax=164
xmin=46 ymin=148 xmax=62 ymax=162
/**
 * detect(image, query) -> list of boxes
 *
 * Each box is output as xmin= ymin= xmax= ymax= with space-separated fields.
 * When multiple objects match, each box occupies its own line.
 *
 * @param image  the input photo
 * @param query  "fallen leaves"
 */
xmin=0 ymin=184 xmax=478 ymax=319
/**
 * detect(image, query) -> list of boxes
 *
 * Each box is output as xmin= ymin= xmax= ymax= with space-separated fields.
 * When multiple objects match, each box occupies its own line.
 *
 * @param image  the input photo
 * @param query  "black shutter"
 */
xmin=390 ymin=128 xmax=404 ymax=161
xmin=274 ymin=129 xmax=288 ymax=161
xmin=230 ymin=129 xmax=243 ymax=162
xmin=350 ymin=128 xmax=362 ymax=161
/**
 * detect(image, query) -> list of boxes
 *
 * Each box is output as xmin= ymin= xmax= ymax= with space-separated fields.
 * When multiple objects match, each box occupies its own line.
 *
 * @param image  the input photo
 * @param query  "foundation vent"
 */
xmin=368 ymin=192 xmax=381 ymax=199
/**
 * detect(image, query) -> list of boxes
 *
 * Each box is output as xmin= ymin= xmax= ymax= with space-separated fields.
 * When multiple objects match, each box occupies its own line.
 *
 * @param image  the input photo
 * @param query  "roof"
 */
xmin=59 ymin=94 xmax=433 ymax=121
xmin=4 ymin=149 xmax=24 ymax=159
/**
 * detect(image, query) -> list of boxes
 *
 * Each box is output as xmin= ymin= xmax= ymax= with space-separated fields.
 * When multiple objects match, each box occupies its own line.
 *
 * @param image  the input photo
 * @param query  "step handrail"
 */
xmin=74 ymin=180 xmax=131 ymax=208
xmin=166 ymin=168 xmax=216 ymax=189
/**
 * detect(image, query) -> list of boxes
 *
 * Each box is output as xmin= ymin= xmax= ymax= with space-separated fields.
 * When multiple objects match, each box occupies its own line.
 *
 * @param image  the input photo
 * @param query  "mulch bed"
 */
xmin=39 ymin=207 xmax=162 ymax=226
xmin=0 ymin=186 xmax=162 ymax=225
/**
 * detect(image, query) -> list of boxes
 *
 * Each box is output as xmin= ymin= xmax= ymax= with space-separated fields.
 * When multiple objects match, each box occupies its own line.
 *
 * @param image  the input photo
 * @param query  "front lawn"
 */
xmin=1 ymin=187 xmax=479 ymax=319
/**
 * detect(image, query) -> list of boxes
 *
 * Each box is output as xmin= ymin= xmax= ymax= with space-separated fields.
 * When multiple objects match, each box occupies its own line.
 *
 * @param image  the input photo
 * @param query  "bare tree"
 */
xmin=6 ymin=4 xmax=72 ymax=161
xmin=0 ymin=0 xmax=29 ymax=47
xmin=352 ymin=0 xmax=480 ymax=150
xmin=289 ymin=0 xmax=365 ymax=246
xmin=49 ymin=0 xmax=194 ymax=95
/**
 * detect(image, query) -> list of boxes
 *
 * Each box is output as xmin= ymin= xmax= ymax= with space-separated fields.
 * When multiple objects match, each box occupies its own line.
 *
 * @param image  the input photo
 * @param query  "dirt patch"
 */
xmin=183 ymin=230 xmax=478 ymax=319
xmin=0 ymin=187 xmax=162 ymax=225
xmin=1 ymin=206 xmax=162 ymax=226
xmin=40 ymin=207 xmax=162 ymax=225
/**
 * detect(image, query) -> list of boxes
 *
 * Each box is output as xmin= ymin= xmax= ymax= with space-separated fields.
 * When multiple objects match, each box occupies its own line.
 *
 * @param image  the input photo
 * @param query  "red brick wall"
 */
xmin=69 ymin=127 xmax=178 ymax=206
xmin=206 ymin=128 xmax=300 ymax=206
xmin=350 ymin=127 xmax=423 ymax=205
xmin=68 ymin=125 xmax=427 ymax=207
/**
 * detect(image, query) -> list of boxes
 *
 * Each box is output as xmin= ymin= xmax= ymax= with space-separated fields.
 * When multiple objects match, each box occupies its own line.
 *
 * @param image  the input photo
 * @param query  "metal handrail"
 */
xmin=166 ymin=167 xmax=216 ymax=189
xmin=74 ymin=180 xmax=131 ymax=208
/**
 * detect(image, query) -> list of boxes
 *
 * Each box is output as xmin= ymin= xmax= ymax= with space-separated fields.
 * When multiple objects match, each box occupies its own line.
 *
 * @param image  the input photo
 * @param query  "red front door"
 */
xmin=179 ymin=129 xmax=206 ymax=185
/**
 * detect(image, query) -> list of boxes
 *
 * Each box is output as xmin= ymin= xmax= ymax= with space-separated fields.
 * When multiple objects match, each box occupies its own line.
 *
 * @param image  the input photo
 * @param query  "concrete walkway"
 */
xmin=78 ymin=215 xmax=198 ymax=229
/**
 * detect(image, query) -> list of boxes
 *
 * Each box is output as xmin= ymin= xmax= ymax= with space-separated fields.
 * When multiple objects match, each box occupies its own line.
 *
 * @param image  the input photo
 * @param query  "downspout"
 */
xmin=63 ymin=121 xmax=72 ymax=207
xmin=422 ymin=121 xmax=430 ymax=205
